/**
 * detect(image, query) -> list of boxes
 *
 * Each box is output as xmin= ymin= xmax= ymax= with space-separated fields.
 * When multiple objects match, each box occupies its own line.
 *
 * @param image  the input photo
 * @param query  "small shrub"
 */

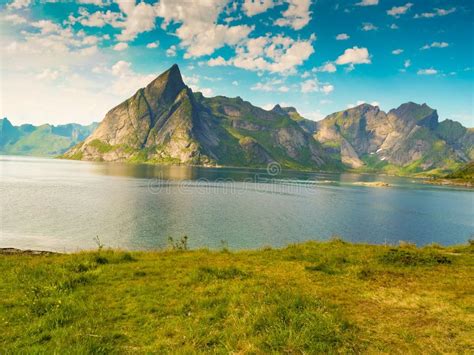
xmin=168 ymin=236 xmax=189 ymax=250
xmin=380 ymin=248 xmax=451 ymax=266
xmin=305 ymin=262 xmax=338 ymax=275
xmin=94 ymin=256 xmax=109 ymax=265
xmin=120 ymin=252 xmax=136 ymax=262
xmin=357 ymin=266 xmax=375 ymax=280
xmin=195 ymin=266 xmax=248 ymax=281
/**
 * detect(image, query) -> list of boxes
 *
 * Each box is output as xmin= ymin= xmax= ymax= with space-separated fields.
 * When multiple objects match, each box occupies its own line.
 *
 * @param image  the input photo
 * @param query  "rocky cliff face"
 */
xmin=313 ymin=103 xmax=473 ymax=172
xmin=65 ymin=65 xmax=335 ymax=170
xmin=63 ymin=64 xmax=472 ymax=173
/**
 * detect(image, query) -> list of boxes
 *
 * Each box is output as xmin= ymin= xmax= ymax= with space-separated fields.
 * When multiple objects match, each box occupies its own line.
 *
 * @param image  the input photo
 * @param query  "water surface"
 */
xmin=1 ymin=155 xmax=472 ymax=251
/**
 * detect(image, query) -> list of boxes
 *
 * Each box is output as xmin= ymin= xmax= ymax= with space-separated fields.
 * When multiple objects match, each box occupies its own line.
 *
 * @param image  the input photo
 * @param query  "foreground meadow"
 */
xmin=1 ymin=240 xmax=473 ymax=353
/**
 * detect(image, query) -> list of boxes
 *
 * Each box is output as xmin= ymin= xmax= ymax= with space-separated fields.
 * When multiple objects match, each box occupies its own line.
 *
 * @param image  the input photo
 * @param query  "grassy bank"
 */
xmin=1 ymin=240 xmax=473 ymax=353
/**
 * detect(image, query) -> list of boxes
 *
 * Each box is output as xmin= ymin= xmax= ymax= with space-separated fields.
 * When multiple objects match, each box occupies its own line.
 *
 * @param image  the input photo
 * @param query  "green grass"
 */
xmin=1 ymin=240 xmax=473 ymax=353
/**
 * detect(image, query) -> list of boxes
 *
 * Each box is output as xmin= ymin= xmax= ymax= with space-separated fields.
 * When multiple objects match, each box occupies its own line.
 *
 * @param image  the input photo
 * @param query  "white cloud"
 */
xmin=321 ymin=84 xmax=334 ymax=94
xmin=155 ymin=0 xmax=253 ymax=58
xmin=232 ymin=80 xmax=238 ymax=86
xmin=415 ymin=8 xmax=456 ymax=19
xmin=417 ymin=68 xmax=438 ymax=75
xmin=336 ymin=33 xmax=349 ymax=40
xmin=166 ymin=45 xmax=177 ymax=57
xmin=314 ymin=62 xmax=337 ymax=73
xmin=300 ymin=78 xmax=334 ymax=94
xmin=335 ymin=46 xmax=371 ymax=65
xmin=207 ymin=56 xmax=231 ymax=66
xmin=362 ymin=23 xmax=377 ymax=31
xmin=113 ymin=42 xmax=128 ymax=51
xmin=251 ymin=78 xmax=290 ymax=93
xmin=31 ymin=20 xmax=62 ymax=34
xmin=356 ymin=0 xmax=378 ymax=6
xmin=404 ymin=59 xmax=411 ymax=68
xmin=243 ymin=0 xmax=275 ymax=16
xmin=68 ymin=9 xmax=123 ymax=28
xmin=7 ymin=0 xmax=31 ymax=9
xmin=77 ymin=0 xmax=111 ymax=5
xmin=301 ymin=79 xmax=318 ymax=93
xmin=390 ymin=23 xmax=399 ymax=29
xmin=231 ymin=34 xmax=315 ymax=73
xmin=146 ymin=41 xmax=159 ymax=49
xmin=3 ymin=14 xmax=27 ymax=25
xmin=421 ymin=42 xmax=449 ymax=50
xmin=116 ymin=1 xmax=157 ymax=41
xmin=36 ymin=68 xmax=61 ymax=81
xmin=275 ymin=0 xmax=312 ymax=30
xmin=392 ymin=49 xmax=403 ymax=55
xmin=387 ymin=3 xmax=413 ymax=17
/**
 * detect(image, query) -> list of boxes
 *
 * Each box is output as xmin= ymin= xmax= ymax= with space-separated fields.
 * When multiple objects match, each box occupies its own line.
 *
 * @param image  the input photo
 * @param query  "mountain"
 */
xmin=61 ymin=64 xmax=472 ymax=174
xmin=64 ymin=64 xmax=340 ymax=171
xmin=0 ymin=118 xmax=98 ymax=157
xmin=313 ymin=103 xmax=473 ymax=174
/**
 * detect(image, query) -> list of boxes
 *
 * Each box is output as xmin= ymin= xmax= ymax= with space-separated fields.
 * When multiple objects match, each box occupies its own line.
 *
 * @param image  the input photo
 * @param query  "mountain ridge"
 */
xmin=3 ymin=64 xmax=471 ymax=175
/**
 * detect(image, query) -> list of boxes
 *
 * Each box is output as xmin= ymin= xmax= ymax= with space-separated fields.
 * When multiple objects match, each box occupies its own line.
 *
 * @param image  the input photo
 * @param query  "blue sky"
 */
xmin=1 ymin=0 xmax=473 ymax=126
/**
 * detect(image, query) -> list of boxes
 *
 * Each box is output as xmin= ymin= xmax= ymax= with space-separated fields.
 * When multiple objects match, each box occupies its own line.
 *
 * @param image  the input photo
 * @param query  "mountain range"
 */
xmin=0 ymin=118 xmax=97 ymax=157
xmin=3 ymin=64 xmax=472 ymax=175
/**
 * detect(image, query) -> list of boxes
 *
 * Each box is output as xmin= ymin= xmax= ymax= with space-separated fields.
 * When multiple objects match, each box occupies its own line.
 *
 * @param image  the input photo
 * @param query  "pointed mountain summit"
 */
xmin=64 ymin=64 xmax=336 ymax=169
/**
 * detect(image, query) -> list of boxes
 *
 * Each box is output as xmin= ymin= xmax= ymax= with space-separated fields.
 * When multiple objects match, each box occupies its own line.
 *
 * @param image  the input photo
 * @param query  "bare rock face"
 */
xmin=312 ymin=102 xmax=472 ymax=172
xmin=65 ymin=65 xmax=336 ymax=170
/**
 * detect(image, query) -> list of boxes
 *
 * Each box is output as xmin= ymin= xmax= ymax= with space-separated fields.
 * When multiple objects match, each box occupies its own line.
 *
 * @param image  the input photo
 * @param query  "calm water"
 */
xmin=1 ymin=155 xmax=473 ymax=251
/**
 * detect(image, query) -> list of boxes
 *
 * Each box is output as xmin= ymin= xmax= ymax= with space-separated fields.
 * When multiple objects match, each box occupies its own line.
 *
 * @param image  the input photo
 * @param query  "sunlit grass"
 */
xmin=1 ymin=240 xmax=473 ymax=353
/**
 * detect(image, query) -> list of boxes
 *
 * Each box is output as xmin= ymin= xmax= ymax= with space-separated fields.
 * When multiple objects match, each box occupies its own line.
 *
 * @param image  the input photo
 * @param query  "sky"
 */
xmin=0 ymin=0 xmax=473 ymax=127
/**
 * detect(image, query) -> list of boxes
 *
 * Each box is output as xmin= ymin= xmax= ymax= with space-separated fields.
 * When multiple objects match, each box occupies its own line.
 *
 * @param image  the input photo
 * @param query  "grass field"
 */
xmin=1 ymin=239 xmax=473 ymax=353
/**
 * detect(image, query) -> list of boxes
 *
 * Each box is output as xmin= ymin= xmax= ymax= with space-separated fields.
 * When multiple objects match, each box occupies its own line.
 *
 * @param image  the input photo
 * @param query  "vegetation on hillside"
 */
xmin=1 ymin=240 xmax=472 ymax=353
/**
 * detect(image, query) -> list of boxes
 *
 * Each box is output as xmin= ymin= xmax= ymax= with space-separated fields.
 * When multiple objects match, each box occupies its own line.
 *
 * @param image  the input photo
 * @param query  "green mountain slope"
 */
xmin=313 ymin=103 xmax=473 ymax=175
xmin=64 ymin=65 xmax=339 ymax=171
xmin=0 ymin=118 xmax=98 ymax=157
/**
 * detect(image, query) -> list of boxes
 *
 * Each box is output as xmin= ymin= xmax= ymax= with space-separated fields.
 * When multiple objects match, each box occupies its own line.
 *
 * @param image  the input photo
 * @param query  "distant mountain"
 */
xmin=0 ymin=118 xmax=98 ymax=157
xmin=58 ymin=63 xmax=472 ymax=174
xmin=313 ymin=103 xmax=473 ymax=174
xmin=64 ymin=64 xmax=340 ymax=171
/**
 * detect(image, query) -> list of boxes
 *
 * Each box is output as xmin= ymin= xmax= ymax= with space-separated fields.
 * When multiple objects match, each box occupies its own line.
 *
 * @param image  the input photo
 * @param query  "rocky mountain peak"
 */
xmin=145 ymin=64 xmax=186 ymax=103
xmin=390 ymin=102 xmax=438 ymax=128
xmin=271 ymin=104 xmax=287 ymax=115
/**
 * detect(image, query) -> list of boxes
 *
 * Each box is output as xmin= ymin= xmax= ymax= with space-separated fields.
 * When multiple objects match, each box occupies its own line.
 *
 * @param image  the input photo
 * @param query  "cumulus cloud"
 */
xmin=421 ymin=42 xmax=449 ymax=50
xmin=387 ymin=3 xmax=413 ymax=17
xmin=275 ymin=0 xmax=312 ymax=30
xmin=207 ymin=56 xmax=231 ymax=66
xmin=146 ymin=41 xmax=159 ymax=49
xmin=166 ymin=45 xmax=177 ymax=57
xmin=356 ymin=0 xmax=378 ymax=6
xmin=415 ymin=8 xmax=456 ymax=18
xmin=7 ymin=0 xmax=31 ymax=9
xmin=404 ymin=59 xmax=411 ymax=68
xmin=336 ymin=33 xmax=349 ymax=40
xmin=251 ymin=78 xmax=289 ymax=93
xmin=314 ymin=62 xmax=337 ymax=73
xmin=243 ymin=0 xmax=275 ymax=16
xmin=417 ymin=68 xmax=438 ymax=75
xmin=113 ymin=42 xmax=128 ymax=51
xmin=300 ymin=78 xmax=334 ymax=94
xmin=116 ymin=1 xmax=157 ymax=41
xmin=3 ymin=14 xmax=27 ymax=25
xmin=208 ymin=34 xmax=314 ymax=74
xmin=68 ymin=8 xmax=124 ymax=28
xmin=392 ymin=49 xmax=403 ymax=55
xmin=155 ymin=0 xmax=253 ymax=58
xmin=361 ymin=23 xmax=377 ymax=31
xmin=335 ymin=47 xmax=371 ymax=66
